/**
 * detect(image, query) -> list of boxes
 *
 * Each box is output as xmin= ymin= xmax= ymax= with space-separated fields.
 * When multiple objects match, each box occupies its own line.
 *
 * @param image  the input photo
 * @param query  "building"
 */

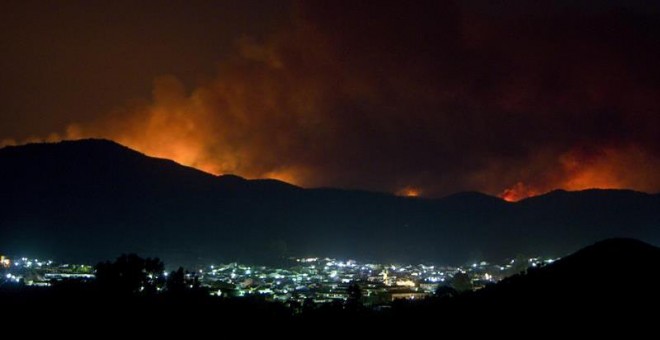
xmin=1 ymin=255 xmax=10 ymax=268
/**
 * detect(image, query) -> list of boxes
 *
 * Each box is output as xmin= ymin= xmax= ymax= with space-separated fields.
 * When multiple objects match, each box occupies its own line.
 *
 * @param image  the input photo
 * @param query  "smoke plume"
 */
xmin=15 ymin=1 xmax=660 ymax=199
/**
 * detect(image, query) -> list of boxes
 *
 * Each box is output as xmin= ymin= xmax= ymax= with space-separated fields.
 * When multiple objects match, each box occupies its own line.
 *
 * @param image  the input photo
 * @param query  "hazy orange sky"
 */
xmin=2 ymin=1 xmax=660 ymax=199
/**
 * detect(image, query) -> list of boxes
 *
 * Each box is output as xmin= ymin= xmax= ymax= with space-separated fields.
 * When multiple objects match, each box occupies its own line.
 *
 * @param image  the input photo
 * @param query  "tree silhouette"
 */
xmin=435 ymin=285 xmax=458 ymax=299
xmin=346 ymin=282 xmax=363 ymax=310
xmin=165 ymin=267 xmax=206 ymax=296
xmin=450 ymin=272 xmax=473 ymax=292
xmin=166 ymin=267 xmax=186 ymax=294
xmin=94 ymin=253 xmax=164 ymax=294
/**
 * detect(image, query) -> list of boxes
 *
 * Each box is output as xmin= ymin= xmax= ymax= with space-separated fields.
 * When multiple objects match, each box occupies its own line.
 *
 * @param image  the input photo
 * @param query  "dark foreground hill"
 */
xmin=1 ymin=139 xmax=659 ymax=266
xmin=395 ymin=238 xmax=660 ymax=328
xmin=478 ymin=239 xmax=660 ymax=298
xmin=475 ymin=238 xmax=660 ymax=304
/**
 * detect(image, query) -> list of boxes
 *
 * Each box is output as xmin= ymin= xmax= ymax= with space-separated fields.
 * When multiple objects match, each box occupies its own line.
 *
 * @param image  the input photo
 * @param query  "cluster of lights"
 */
xmin=195 ymin=255 xmax=535 ymax=304
xmin=1 ymin=256 xmax=95 ymax=287
xmin=12 ymin=257 xmax=54 ymax=268
xmin=0 ymin=251 xmax=560 ymax=304
xmin=5 ymin=273 xmax=21 ymax=283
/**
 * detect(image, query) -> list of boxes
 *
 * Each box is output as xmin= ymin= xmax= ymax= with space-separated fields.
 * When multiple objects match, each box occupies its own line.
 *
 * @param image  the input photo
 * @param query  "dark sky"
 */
xmin=2 ymin=0 xmax=660 ymax=199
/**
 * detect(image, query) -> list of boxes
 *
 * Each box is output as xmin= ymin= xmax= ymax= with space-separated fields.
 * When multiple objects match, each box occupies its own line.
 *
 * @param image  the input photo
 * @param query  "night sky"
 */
xmin=2 ymin=1 xmax=659 ymax=200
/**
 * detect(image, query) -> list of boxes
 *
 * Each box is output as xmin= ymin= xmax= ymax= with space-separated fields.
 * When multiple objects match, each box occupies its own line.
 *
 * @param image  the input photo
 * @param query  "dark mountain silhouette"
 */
xmin=389 ymin=238 xmax=660 ymax=329
xmin=471 ymin=238 xmax=660 ymax=308
xmin=1 ymin=139 xmax=659 ymax=267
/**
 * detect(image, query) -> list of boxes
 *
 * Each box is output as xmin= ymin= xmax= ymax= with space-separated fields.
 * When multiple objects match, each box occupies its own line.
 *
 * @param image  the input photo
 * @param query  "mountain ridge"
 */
xmin=1 ymin=139 xmax=658 ymax=267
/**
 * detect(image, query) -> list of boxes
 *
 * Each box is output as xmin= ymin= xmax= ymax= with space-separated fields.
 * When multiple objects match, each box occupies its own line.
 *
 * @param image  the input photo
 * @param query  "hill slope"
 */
xmin=475 ymin=238 xmax=660 ymax=306
xmin=1 ymin=140 xmax=658 ymax=266
xmin=394 ymin=238 xmax=660 ymax=327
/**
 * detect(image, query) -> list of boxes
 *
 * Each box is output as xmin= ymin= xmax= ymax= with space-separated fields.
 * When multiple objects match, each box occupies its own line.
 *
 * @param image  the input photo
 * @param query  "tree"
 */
xmin=94 ymin=253 xmax=164 ymax=294
xmin=511 ymin=254 xmax=531 ymax=275
xmin=346 ymin=282 xmax=363 ymax=310
xmin=165 ymin=267 xmax=205 ymax=295
xmin=450 ymin=272 xmax=473 ymax=293
xmin=435 ymin=285 xmax=458 ymax=299
xmin=166 ymin=267 xmax=186 ymax=294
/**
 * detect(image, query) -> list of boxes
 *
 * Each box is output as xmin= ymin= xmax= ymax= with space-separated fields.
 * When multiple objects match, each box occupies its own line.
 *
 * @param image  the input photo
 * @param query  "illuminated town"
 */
xmin=0 ymin=253 xmax=557 ymax=306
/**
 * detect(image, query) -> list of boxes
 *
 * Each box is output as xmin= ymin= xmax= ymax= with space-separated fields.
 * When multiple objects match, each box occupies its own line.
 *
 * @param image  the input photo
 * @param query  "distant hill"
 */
xmin=393 ymin=238 xmax=660 ymax=326
xmin=1 ymin=139 xmax=659 ymax=267
xmin=473 ymin=238 xmax=660 ymax=307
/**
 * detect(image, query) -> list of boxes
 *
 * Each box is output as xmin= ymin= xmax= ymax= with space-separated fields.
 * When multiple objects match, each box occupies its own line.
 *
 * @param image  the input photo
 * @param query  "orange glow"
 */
xmin=62 ymin=75 xmax=309 ymax=185
xmin=261 ymin=168 xmax=304 ymax=185
xmin=499 ymin=146 xmax=659 ymax=201
xmin=397 ymin=187 xmax=421 ymax=197
xmin=5 ymin=3 xmax=660 ymax=201
xmin=558 ymin=148 xmax=625 ymax=191
xmin=499 ymin=182 xmax=539 ymax=202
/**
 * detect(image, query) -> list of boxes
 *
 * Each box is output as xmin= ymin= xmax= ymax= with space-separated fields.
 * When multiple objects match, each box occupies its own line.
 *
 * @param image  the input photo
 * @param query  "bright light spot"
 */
xmin=499 ymin=182 xmax=540 ymax=202
xmin=397 ymin=187 xmax=421 ymax=197
xmin=396 ymin=279 xmax=416 ymax=287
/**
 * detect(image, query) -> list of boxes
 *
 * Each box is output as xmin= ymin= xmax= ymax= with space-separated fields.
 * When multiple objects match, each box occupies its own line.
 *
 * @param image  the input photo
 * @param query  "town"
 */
xmin=0 ymin=253 xmax=557 ymax=307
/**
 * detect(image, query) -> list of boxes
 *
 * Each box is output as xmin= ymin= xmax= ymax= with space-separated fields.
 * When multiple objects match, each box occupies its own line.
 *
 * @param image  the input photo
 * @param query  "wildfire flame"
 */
xmin=5 ymin=3 xmax=660 ymax=199
xmin=499 ymin=146 xmax=659 ymax=201
xmin=397 ymin=187 xmax=421 ymax=197
xmin=499 ymin=182 xmax=539 ymax=202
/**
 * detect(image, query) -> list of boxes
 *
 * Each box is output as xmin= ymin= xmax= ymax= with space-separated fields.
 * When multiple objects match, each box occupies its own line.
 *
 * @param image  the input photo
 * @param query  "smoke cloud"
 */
xmin=12 ymin=1 xmax=660 ymax=198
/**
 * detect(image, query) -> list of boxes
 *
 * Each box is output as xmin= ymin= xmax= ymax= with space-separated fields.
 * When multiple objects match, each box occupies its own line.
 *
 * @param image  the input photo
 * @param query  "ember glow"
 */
xmin=500 ymin=183 xmax=539 ymax=202
xmin=397 ymin=187 xmax=422 ymax=198
xmin=2 ymin=1 xmax=660 ymax=198
xmin=498 ymin=146 xmax=660 ymax=201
